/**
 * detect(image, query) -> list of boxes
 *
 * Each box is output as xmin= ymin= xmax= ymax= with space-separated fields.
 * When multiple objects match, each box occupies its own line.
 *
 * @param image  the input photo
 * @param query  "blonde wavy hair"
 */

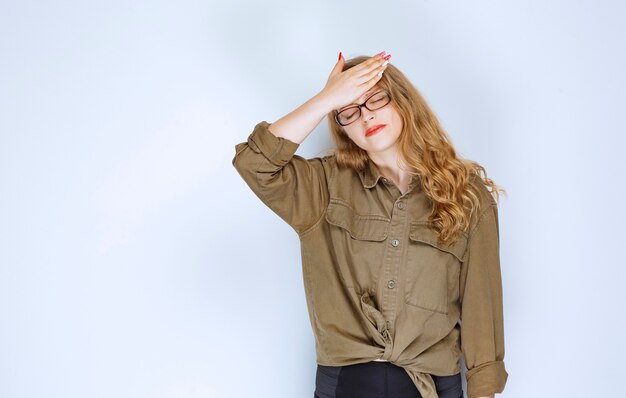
xmin=325 ymin=55 xmax=507 ymax=246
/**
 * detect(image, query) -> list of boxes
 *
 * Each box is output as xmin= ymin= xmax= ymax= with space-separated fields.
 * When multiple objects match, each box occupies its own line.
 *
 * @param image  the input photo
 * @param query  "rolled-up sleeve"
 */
xmin=459 ymin=202 xmax=509 ymax=397
xmin=231 ymin=120 xmax=331 ymax=235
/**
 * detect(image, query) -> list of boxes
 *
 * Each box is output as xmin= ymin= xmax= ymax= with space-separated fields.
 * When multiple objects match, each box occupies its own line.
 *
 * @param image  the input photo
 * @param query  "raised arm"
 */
xmin=232 ymin=52 xmax=390 ymax=234
xmin=231 ymin=115 xmax=331 ymax=234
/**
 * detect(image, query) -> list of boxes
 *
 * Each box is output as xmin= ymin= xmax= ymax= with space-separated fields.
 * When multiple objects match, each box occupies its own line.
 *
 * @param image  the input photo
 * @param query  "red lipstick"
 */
xmin=365 ymin=124 xmax=386 ymax=137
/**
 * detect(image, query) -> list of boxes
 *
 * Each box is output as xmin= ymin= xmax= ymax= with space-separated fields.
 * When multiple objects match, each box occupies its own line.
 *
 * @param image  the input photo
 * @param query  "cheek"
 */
xmin=391 ymin=113 xmax=403 ymax=138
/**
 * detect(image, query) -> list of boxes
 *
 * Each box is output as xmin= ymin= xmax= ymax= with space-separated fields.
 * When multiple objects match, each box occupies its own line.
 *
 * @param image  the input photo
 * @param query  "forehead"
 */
xmin=339 ymin=87 xmax=383 ymax=110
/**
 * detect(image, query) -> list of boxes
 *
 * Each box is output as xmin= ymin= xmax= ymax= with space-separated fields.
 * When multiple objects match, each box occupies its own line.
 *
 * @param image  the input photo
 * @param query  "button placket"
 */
xmin=380 ymin=204 xmax=407 ymax=338
xmin=378 ymin=185 xmax=411 ymax=341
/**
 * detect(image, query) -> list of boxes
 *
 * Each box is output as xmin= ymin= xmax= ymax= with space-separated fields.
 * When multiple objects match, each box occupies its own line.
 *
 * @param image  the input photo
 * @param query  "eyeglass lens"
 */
xmin=337 ymin=91 xmax=390 ymax=126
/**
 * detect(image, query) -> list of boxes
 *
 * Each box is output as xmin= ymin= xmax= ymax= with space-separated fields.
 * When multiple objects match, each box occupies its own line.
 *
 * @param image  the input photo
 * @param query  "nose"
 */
xmin=360 ymin=106 xmax=376 ymax=121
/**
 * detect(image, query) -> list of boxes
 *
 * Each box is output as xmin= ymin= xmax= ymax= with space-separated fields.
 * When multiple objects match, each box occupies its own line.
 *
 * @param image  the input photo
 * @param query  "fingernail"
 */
xmin=383 ymin=54 xmax=391 ymax=60
xmin=338 ymin=51 xmax=342 ymax=61
xmin=377 ymin=51 xmax=386 ymax=58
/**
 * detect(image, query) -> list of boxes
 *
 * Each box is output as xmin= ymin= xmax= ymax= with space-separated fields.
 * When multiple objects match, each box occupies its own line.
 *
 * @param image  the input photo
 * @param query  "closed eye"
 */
xmin=339 ymin=90 xmax=384 ymax=111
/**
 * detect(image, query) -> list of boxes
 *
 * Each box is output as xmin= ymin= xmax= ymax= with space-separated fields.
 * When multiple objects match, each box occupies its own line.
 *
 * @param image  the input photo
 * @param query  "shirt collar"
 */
xmin=359 ymin=157 xmax=385 ymax=188
xmin=359 ymin=157 xmax=422 ymax=190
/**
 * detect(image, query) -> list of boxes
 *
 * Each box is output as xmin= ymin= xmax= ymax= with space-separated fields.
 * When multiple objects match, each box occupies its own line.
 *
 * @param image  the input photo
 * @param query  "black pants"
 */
xmin=314 ymin=361 xmax=463 ymax=398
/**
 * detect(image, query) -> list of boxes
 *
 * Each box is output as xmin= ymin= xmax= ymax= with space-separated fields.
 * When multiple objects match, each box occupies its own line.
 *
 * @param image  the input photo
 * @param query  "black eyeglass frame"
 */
xmin=334 ymin=90 xmax=392 ymax=127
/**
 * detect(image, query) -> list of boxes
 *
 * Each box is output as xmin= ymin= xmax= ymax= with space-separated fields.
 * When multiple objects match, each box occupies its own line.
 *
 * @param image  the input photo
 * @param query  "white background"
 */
xmin=1 ymin=1 xmax=625 ymax=397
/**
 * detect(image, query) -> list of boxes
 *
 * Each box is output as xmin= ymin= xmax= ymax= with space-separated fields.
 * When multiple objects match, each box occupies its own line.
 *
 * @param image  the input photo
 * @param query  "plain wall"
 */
xmin=1 ymin=0 xmax=625 ymax=397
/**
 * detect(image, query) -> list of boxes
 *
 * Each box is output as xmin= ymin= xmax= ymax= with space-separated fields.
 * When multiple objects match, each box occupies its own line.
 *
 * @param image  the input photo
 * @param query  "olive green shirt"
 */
xmin=232 ymin=121 xmax=508 ymax=398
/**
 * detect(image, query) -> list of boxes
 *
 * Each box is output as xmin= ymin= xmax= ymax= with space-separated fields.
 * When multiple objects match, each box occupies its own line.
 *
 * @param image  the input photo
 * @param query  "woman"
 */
xmin=232 ymin=51 xmax=509 ymax=398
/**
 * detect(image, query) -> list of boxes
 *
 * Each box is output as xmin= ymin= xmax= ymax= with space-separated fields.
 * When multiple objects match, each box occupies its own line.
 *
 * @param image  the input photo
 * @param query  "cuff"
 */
xmin=466 ymin=360 xmax=508 ymax=398
xmin=247 ymin=121 xmax=300 ymax=166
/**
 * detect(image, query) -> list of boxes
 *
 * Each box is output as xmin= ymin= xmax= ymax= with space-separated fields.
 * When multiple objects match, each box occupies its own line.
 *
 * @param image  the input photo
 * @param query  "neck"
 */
xmin=367 ymin=147 xmax=411 ymax=187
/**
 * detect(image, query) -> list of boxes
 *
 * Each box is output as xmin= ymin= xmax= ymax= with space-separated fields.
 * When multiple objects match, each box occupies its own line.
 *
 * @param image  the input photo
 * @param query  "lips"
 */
xmin=365 ymin=124 xmax=386 ymax=137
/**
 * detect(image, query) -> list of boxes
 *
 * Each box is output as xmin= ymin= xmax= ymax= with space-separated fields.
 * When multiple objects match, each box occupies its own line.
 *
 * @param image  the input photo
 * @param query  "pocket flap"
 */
xmin=325 ymin=200 xmax=389 ymax=241
xmin=408 ymin=222 xmax=468 ymax=261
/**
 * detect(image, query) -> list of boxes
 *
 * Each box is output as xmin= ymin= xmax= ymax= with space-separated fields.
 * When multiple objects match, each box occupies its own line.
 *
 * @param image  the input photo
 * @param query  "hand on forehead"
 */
xmin=339 ymin=86 xmax=384 ymax=111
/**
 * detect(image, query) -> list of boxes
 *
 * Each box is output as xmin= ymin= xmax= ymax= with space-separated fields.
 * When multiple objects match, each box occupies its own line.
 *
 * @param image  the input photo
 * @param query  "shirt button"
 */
xmin=387 ymin=280 xmax=396 ymax=289
xmin=391 ymin=239 xmax=400 ymax=247
xmin=397 ymin=202 xmax=405 ymax=209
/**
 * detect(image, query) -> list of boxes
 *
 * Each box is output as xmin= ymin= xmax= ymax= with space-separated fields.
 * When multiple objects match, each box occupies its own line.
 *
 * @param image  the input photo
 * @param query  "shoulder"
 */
xmin=303 ymin=151 xmax=336 ymax=165
xmin=468 ymin=171 xmax=497 ymax=208
xmin=305 ymin=151 xmax=339 ymax=171
xmin=295 ymin=152 xmax=338 ymax=182
xmin=466 ymin=172 xmax=498 ymax=235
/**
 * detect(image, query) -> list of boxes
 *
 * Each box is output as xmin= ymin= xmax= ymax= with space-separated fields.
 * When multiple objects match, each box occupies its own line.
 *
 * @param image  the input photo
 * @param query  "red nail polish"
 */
xmin=383 ymin=54 xmax=391 ymax=60
xmin=338 ymin=51 xmax=342 ymax=61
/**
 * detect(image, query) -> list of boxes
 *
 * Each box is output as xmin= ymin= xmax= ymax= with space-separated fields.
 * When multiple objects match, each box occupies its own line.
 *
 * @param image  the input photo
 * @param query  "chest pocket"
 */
xmin=405 ymin=222 xmax=468 ymax=315
xmin=324 ymin=199 xmax=389 ymax=289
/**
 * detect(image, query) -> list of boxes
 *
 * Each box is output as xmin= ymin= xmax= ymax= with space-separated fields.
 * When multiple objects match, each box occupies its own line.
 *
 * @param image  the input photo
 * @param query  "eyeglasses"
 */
xmin=334 ymin=90 xmax=392 ymax=126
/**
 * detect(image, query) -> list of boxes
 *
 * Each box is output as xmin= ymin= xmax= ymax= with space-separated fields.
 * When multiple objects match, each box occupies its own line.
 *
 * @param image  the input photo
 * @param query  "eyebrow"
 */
xmin=338 ymin=89 xmax=383 ymax=111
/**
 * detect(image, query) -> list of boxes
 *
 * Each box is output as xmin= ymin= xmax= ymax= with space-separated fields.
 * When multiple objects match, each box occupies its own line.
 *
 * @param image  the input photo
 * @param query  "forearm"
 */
xmin=266 ymin=92 xmax=334 ymax=145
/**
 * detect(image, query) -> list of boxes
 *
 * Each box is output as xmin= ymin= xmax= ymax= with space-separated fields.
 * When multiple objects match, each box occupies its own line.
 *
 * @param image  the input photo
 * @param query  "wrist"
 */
xmin=311 ymin=91 xmax=336 ymax=114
